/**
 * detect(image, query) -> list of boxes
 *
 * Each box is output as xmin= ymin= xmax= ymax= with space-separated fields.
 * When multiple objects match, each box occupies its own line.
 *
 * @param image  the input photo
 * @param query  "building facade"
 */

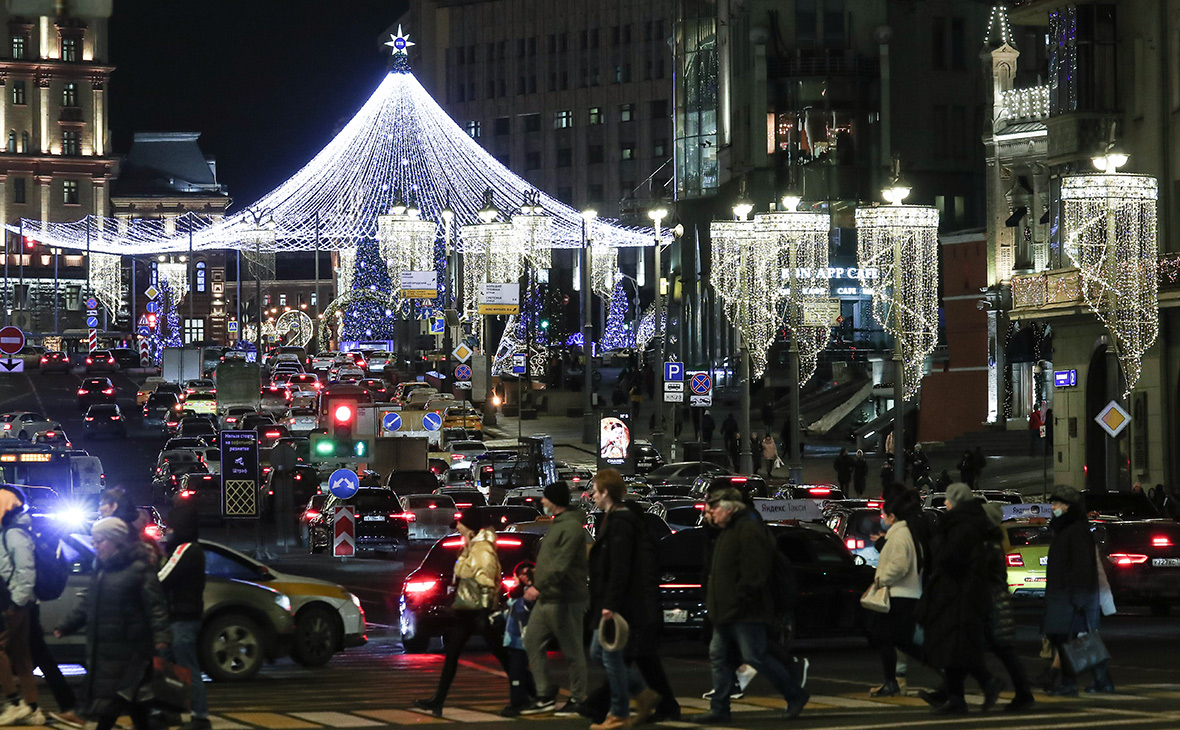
xmin=0 ymin=0 xmax=116 ymax=334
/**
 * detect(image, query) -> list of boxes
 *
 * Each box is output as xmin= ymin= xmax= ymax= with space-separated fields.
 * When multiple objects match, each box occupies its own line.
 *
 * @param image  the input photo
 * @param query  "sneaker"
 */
xmin=784 ymin=694 xmax=809 ymax=720
xmin=48 ymin=711 xmax=86 ymax=730
xmin=554 ymin=700 xmax=585 ymax=718
xmin=797 ymin=658 xmax=809 ymax=688
xmin=0 ymin=701 xmax=33 ymax=726
xmin=519 ymin=698 xmax=556 ymax=715
xmin=19 ymin=708 xmax=44 ymax=726
xmin=701 ymin=688 xmax=745 ymax=700
xmin=500 ymin=705 xmax=521 ymax=718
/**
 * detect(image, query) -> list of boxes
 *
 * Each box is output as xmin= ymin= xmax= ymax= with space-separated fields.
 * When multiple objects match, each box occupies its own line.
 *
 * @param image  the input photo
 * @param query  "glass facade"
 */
xmin=674 ymin=0 xmax=718 ymax=199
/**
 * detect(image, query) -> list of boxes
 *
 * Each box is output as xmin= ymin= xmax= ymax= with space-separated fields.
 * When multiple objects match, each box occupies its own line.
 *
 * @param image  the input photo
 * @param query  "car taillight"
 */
xmin=179 ymin=489 xmax=196 ymax=498
xmin=44 ymin=431 xmax=55 ymax=437
xmin=110 ymin=415 xmax=120 ymax=420
xmin=1107 ymin=553 xmax=1149 ymax=566
xmin=730 ymin=477 xmax=747 ymax=483
xmin=659 ymin=582 xmax=702 ymax=589
xmin=39 ymin=357 xmax=45 ymax=363
xmin=143 ymin=524 xmax=162 ymax=540
xmin=404 ymin=579 xmax=438 ymax=595
xmin=502 ymin=576 xmax=518 ymax=591
xmin=84 ymin=416 xmax=94 ymax=421
xmin=102 ymin=388 xmax=114 ymax=395
xmin=391 ymin=512 xmax=416 ymax=522
xmin=107 ymin=358 xmax=114 ymax=364
xmin=85 ymin=358 xmax=92 ymax=364
xmin=77 ymin=388 xmax=86 ymax=395
xmin=265 ymin=431 xmax=280 ymax=438
xmin=808 ymin=488 xmax=832 ymax=495
xmin=441 ymin=537 xmax=465 ymax=547
xmin=453 ymin=512 xmax=463 ymax=520
xmin=226 ymin=417 xmax=236 ymax=424
xmin=694 ymin=503 xmax=706 ymax=510
xmin=1006 ymin=553 xmax=1025 ymax=567
xmin=304 ymin=510 xmax=320 ymax=520
xmin=2 ymin=424 xmax=9 ymax=430
xmin=497 ymin=537 xmax=522 ymax=547
xmin=845 ymin=538 xmax=865 ymax=550
xmin=1152 ymin=536 xmax=1173 ymax=548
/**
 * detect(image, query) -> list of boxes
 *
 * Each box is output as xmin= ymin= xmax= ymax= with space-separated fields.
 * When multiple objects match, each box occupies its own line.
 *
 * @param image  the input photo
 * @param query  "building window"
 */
xmin=526 ymin=151 xmax=541 ymax=170
xmin=60 ymin=36 xmax=78 ymax=62
xmin=556 ymin=148 xmax=572 ymax=167
xmin=494 ymin=117 xmax=510 ymax=136
xmin=590 ymin=28 xmax=599 ymax=48
xmin=183 ymin=318 xmax=204 ymax=345
xmin=588 ymin=145 xmax=604 ymax=164
xmin=20 ymin=131 xmax=28 ymax=153
xmin=5 ymin=132 xmax=13 ymax=153
xmin=620 ymin=103 xmax=634 ymax=122
xmin=10 ymin=36 xmax=24 ymax=59
xmin=653 ymin=139 xmax=667 ymax=157
xmin=487 ymin=80 xmax=495 ymax=98
xmin=588 ymin=107 xmax=604 ymax=125
xmin=560 ymin=71 xmax=568 ymax=90
xmin=950 ymin=17 xmax=965 ymax=70
xmin=11 ymin=81 xmax=25 ymax=106
xmin=554 ymin=110 xmax=573 ymax=129
xmin=621 ymin=146 xmax=635 ymax=160
xmin=196 ymin=261 xmax=207 ymax=293
xmin=465 ymin=120 xmax=481 ymax=138
xmin=528 ymin=37 xmax=536 ymax=56
xmin=651 ymin=99 xmax=668 ymax=119
xmin=278 ymin=293 xmax=287 ymax=306
xmin=547 ymin=34 xmax=556 ymax=53
xmin=62 ymin=82 xmax=78 ymax=107
xmin=559 ymin=32 xmax=568 ymax=52
xmin=523 ymin=113 xmax=541 ymax=133
xmin=62 ymin=130 xmax=79 ymax=156
xmin=63 ymin=180 xmax=78 ymax=205
xmin=12 ymin=178 xmax=24 ymax=204
xmin=517 ymin=76 xmax=525 ymax=95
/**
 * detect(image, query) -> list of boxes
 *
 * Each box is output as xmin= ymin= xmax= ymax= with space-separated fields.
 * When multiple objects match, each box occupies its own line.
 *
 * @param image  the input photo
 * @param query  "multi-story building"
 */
xmin=984 ymin=0 xmax=1180 ymax=490
xmin=0 ymin=0 xmax=116 ymax=333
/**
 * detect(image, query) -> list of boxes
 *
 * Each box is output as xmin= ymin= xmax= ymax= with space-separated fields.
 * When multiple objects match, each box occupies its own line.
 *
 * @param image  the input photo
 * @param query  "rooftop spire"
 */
xmin=984 ymin=5 xmax=1015 ymax=49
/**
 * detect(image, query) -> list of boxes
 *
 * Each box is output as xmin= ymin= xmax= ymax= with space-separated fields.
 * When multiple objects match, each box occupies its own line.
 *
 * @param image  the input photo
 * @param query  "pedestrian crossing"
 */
xmin=54 ymin=685 xmax=1178 ymax=730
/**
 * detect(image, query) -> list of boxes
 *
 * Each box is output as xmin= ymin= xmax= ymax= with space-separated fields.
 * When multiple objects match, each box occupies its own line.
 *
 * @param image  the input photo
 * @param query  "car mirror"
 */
xmin=853 ymin=554 xmax=867 ymax=566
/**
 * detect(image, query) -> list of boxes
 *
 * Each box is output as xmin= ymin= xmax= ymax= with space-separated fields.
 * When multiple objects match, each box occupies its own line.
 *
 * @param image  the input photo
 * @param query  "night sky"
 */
xmin=108 ymin=1 xmax=408 ymax=210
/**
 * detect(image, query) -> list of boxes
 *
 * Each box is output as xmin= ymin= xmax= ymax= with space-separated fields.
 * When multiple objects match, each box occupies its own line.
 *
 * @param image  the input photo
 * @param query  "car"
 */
xmin=556 ymin=465 xmax=594 ymax=486
xmin=310 ymin=352 xmax=336 ymax=372
xmin=260 ymin=385 xmax=293 ymax=414
xmin=442 ymin=467 xmax=477 ymax=489
xmin=434 ymin=487 xmax=487 ymax=510
xmin=83 ymin=404 xmax=127 ymax=439
xmin=445 ymin=440 xmax=487 ymax=468
xmin=308 ymin=488 xmax=409 ymax=555
xmin=407 ymin=389 xmax=443 ymax=409
xmin=391 ymin=382 xmax=434 ymax=406
xmin=76 ymin=377 xmax=117 ymax=409
xmin=399 ymin=531 xmax=542 ymax=652
xmin=659 ymin=502 xmax=707 ymax=531
xmin=220 ymin=406 xmax=257 ymax=430
xmin=240 ymin=413 xmax=275 ymax=432
xmin=690 ymin=474 xmax=772 ymax=500
xmin=503 ymin=487 xmax=545 ymax=512
xmin=1001 ymin=518 xmax=1052 ymax=598
xmin=1094 ymin=520 xmax=1180 ymax=615
xmin=183 ymin=379 xmax=217 ymax=399
xmin=284 ymin=408 xmax=319 ymax=435
xmin=385 ymin=469 xmax=441 ymax=494
xmin=84 ymin=349 xmax=117 ymax=373
xmin=460 ymin=505 xmax=542 ymax=530
xmin=778 ymin=484 xmax=846 ymax=501
xmin=332 ymin=367 xmax=364 ymax=383
xmin=977 ymin=490 xmax=1025 ymax=505
xmin=585 ymin=509 xmax=671 ymax=541
xmin=261 ymin=464 xmax=321 ymax=518
xmin=640 ymin=461 xmax=730 ymax=491
xmin=42 ymin=533 xmax=295 ymax=681
xmin=38 ymin=351 xmax=70 ymax=374
xmin=824 ymin=507 xmax=883 ymax=567
xmin=257 ymin=423 xmax=290 ymax=449
xmin=0 ymin=412 xmax=61 ymax=441
xmin=163 ymin=437 xmax=208 ymax=452
xmin=31 ymin=429 xmax=71 ymax=450
xmin=110 ymin=347 xmax=141 ymax=370
xmin=175 ymin=473 xmax=225 ymax=519
xmin=1083 ymin=490 xmax=1162 ymax=520
xmin=397 ymin=493 xmax=460 ymax=544
xmin=441 ymin=403 xmax=483 ymax=432
xmin=137 ymin=376 xmax=168 ymax=405
xmin=288 ymin=384 xmax=320 ymax=409
xmin=363 ymin=350 xmax=392 ymax=374
xmin=178 ymin=417 xmax=218 ymax=442
xmin=143 ymin=391 xmax=180 ymax=419
xmin=152 ymin=461 xmax=210 ymax=504
xmin=358 ymin=378 xmax=389 ymax=401
xmin=657 ymin=523 xmax=874 ymax=638
xmin=183 ymin=392 xmax=218 ymax=416
xmin=633 ymin=440 xmax=665 ymax=474
xmin=201 ymin=541 xmax=366 ymax=666
xmin=285 ymin=372 xmax=322 ymax=390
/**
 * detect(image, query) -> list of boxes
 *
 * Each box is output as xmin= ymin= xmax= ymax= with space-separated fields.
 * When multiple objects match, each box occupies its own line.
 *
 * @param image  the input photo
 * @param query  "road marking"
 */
xmin=224 ymin=712 xmax=322 ymax=728
xmin=433 ymin=708 xmax=505 ymax=722
xmin=289 ymin=712 xmax=385 ymax=727
xmin=354 ymin=709 xmax=449 ymax=724
xmin=458 ymin=658 xmax=507 ymax=678
xmin=209 ymin=717 xmax=253 ymax=730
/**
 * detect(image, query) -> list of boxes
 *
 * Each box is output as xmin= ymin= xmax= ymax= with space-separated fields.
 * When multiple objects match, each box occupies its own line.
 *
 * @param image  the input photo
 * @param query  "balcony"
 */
xmin=997 ymin=85 xmax=1049 ymax=125
xmin=1011 ymin=268 xmax=1083 ymax=312
xmin=767 ymin=50 xmax=878 ymax=79
xmin=59 ymin=106 xmax=82 ymax=123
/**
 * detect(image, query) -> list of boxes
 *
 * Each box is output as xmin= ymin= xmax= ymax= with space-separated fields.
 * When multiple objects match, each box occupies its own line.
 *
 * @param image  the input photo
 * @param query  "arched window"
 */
xmin=20 ymin=131 xmax=28 ymax=153
xmin=6 ymin=132 xmax=13 ymax=153
xmin=196 ymin=261 xmax=206 ymax=293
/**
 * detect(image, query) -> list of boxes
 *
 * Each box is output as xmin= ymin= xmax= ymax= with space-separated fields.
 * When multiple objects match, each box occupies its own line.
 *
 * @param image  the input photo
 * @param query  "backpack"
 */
xmin=2 ymin=522 xmax=69 ymax=602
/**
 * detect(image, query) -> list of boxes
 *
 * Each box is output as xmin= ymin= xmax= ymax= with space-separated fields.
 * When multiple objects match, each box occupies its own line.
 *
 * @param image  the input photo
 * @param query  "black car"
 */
xmin=777 ymin=484 xmax=847 ymax=501
xmin=385 ymin=469 xmax=441 ymax=495
xmin=1084 ymin=491 xmax=1161 ymax=520
xmin=83 ymin=404 xmax=126 ymax=439
xmin=178 ymin=417 xmax=218 ymax=441
xmin=84 ymin=349 xmax=117 ymax=373
xmin=459 ymin=505 xmax=541 ymax=530
xmin=308 ymin=488 xmax=409 ymax=556
xmin=657 ymin=523 xmax=874 ymax=638
xmin=176 ymin=473 xmax=224 ymax=522
xmin=633 ymin=440 xmax=665 ymax=475
xmin=262 ymin=464 xmax=321 ymax=519
xmin=143 ymin=392 xmax=180 ymax=419
xmin=399 ymin=531 xmax=542 ymax=652
xmin=434 ymin=488 xmax=487 ymax=510
xmin=38 ymin=351 xmax=70 ymax=374
xmin=111 ymin=348 xmax=141 ymax=370
xmin=152 ymin=461 xmax=210 ymax=504
xmin=641 ymin=461 xmax=730 ymax=490
xmin=256 ymin=423 xmax=290 ymax=449
xmin=76 ymin=377 xmax=117 ymax=409
xmin=1094 ymin=519 xmax=1180 ymax=615
xmin=690 ymin=474 xmax=772 ymax=500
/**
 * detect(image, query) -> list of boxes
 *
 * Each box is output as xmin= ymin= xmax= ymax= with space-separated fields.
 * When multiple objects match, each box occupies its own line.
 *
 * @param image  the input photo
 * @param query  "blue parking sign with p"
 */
xmin=664 ymin=362 xmax=683 ymax=382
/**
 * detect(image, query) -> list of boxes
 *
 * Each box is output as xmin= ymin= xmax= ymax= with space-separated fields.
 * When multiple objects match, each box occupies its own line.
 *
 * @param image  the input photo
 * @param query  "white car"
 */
xmin=182 ymin=379 xmax=216 ymax=399
xmin=289 ymin=384 xmax=319 ymax=409
xmin=310 ymin=352 xmax=337 ymax=371
xmin=398 ymin=494 xmax=459 ymax=543
xmin=364 ymin=351 xmax=392 ymax=373
xmin=1 ymin=412 xmax=62 ymax=440
xmin=446 ymin=440 xmax=487 ymax=468
xmin=202 ymin=541 xmax=366 ymax=666
xmin=220 ymin=406 xmax=256 ymax=430
xmin=284 ymin=408 xmax=319 ymax=435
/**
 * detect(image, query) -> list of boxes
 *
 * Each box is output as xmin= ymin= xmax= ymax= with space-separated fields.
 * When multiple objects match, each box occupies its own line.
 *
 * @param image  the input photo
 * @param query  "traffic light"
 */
xmin=309 ymin=395 xmax=371 ymax=462
xmin=540 ymin=317 xmax=550 ymax=330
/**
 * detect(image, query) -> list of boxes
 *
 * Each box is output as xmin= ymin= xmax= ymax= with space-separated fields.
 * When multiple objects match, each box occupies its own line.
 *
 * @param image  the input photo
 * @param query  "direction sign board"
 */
xmin=429 ymin=316 xmax=445 ymax=335
xmin=664 ymin=362 xmax=684 ymax=382
xmin=144 ymin=285 xmax=160 ymax=300
xmin=333 ymin=506 xmax=356 ymax=558
xmin=455 ymin=364 xmax=472 ymax=381
xmin=0 ymin=359 xmax=23 ymax=373
xmin=219 ymin=430 xmax=260 ymax=519
xmin=381 ymin=412 xmax=402 ymax=433
xmin=0 ymin=327 xmax=25 ymax=356
xmin=329 ymin=468 xmax=361 ymax=500
xmin=1095 ymin=400 xmax=1131 ymax=438
xmin=663 ymin=391 xmax=683 ymax=403
xmin=84 ymin=297 xmax=97 ymax=310
xmin=146 ymin=301 xmax=159 ymax=314
xmin=455 ymin=381 xmax=472 ymax=390
xmin=478 ymin=282 xmax=521 ymax=315
xmin=452 ymin=343 xmax=473 ymax=363
xmin=512 ymin=354 xmax=527 ymax=375
xmin=400 ymin=271 xmax=438 ymax=299
xmin=422 ymin=412 xmax=443 ymax=432
xmin=801 ymin=300 xmax=841 ymax=327
xmin=86 ymin=317 xmax=98 ymax=328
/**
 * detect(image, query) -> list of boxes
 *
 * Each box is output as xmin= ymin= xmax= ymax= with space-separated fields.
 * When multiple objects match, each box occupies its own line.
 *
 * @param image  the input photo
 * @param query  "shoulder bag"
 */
xmin=1060 ymin=609 xmax=1110 ymax=675
xmin=860 ymin=579 xmax=891 ymax=614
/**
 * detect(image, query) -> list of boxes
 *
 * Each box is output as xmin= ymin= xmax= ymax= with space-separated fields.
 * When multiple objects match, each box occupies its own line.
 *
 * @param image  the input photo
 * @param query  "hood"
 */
xmin=0 ymin=486 xmax=25 ymax=525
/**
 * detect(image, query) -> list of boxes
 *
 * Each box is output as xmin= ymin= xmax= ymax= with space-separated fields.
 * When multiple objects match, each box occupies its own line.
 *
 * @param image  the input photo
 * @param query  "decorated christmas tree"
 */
xmin=599 ymin=278 xmax=634 ymax=350
xmin=160 ymin=281 xmax=183 ymax=348
xmin=342 ymin=238 xmax=396 ymax=341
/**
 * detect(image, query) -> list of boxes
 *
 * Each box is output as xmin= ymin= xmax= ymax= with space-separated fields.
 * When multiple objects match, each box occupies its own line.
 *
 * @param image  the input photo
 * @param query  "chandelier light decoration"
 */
xmin=1061 ymin=148 xmax=1158 ymax=396
xmin=89 ymin=252 xmax=123 ymax=317
xmin=157 ymin=263 xmax=188 ymax=304
xmin=856 ymin=186 xmax=940 ymax=400
xmin=709 ymin=215 xmax=781 ymax=377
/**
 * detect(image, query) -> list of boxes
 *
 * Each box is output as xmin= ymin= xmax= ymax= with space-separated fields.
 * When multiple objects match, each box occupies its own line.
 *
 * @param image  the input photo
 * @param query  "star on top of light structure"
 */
xmin=385 ymin=26 xmax=415 ymax=56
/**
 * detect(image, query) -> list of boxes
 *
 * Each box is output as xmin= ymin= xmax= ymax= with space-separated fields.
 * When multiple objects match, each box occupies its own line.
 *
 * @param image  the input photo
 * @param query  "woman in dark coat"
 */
xmin=1042 ymin=486 xmax=1113 ymax=695
xmin=917 ymin=484 xmax=1000 ymax=714
xmin=55 ymin=518 xmax=170 ymax=730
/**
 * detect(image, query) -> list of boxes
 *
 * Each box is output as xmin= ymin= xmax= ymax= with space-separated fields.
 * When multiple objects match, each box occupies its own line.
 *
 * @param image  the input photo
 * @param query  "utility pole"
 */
xmin=581 ymin=210 xmax=596 ymax=444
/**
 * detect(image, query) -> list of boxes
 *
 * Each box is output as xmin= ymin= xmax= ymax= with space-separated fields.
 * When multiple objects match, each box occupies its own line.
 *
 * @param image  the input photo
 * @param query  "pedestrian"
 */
xmin=690 ymin=488 xmax=809 ymax=723
xmin=934 ymin=470 xmax=952 ymax=491
xmin=917 ymin=484 xmax=1001 ymax=714
xmin=586 ymin=469 xmax=661 ymax=730
xmin=880 ymin=455 xmax=895 ymax=492
xmin=413 ymin=512 xmax=511 ymax=716
xmin=1029 ymin=405 xmax=1043 ymax=456
xmin=520 ymin=482 xmax=590 ymax=717
xmin=158 ymin=505 xmax=210 ymax=730
xmin=762 ymin=435 xmax=779 ymax=478
xmin=866 ymin=488 xmax=926 ymax=698
xmin=500 ymin=562 xmax=538 ymax=717
xmin=910 ymin=444 xmax=930 ymax=484
xmin=54 ymin=518 xmax=171 ymax=730
xmin=973 ymin=447 xmax=986 ymax=487
xmin=1041 ymin=486 xmax=1114 ymax=695
xmin=721 ymin=414 xmax=738 ymax=458
xmin=957 ymin=450 xmax=976 ymax=487
xmin=834 ymin=448 xmax=854 ymax=493
xmin=727 ymin=432 xmax=741 ymax=472
xmin=761 ymin=400 xmax=776 ymax=435
xmin=852 ymin=450 xmax=868 ymax=497
xmin=980 ymin=503 xmax=1036 ymax=711
xmin=0 ymin=486 xmax=40 ymax=726
xmin=701 ymin=410 xmax=715 ymax=446
xmin=28 ymin=587 xmax=84 ymax=729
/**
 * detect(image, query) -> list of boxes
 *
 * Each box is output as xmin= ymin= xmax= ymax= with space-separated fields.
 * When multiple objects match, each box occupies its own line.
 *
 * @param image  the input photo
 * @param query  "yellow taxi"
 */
xmin=442 ymin=403 xmax=482 ymax=432
xmin=1002 ymin=518 xmax=1052 ymax=598
xmin=136 ymin=377 xmax=167 ymax=406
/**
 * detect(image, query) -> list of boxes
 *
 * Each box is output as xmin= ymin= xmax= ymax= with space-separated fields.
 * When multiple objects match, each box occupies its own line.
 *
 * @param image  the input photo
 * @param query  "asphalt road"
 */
xmin=1 ymin=370 xmax=1179 ymax=730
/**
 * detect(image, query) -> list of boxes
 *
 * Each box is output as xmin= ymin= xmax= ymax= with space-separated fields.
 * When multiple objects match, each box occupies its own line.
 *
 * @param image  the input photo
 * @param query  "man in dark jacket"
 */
xmin=1042 ymin=486 xmax=1112 ymax=695
xmin=159 ymin=505 xmax=209 ymax=730
xmin=833 ymin=449 xmax=854 ymax=492
xmin=0 ymin=486 xmax=38 ymax=725
xmin=586 ymin=470 xmax=660 ymax=730
xmin=692 ymin=488 xmax=808 ymax=723
xmin=521 ymin=482 xmax=590 ymax=717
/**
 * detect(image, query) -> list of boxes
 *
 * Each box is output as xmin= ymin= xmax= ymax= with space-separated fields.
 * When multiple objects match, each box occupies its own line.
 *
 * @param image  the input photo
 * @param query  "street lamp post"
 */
xmin=581 ymin=209 xmax=597 ymax=444
xmin=730 ymin=197 xmax=754 ymax=474
xmin=648 ymin=205 xmax=668 ymax=454
xmin=475 ymin=192 xmax=500 ymax=427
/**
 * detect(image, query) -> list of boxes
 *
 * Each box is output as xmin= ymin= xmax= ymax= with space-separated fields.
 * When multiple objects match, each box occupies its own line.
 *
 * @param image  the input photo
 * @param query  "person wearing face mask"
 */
xmin=519 ymin=481 xmax=590 ymax=718
xmin=866 ymin=489 xmax=926 ymax=698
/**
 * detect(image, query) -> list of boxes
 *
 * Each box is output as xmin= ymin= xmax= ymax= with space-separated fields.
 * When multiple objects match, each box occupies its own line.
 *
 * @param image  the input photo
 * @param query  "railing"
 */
xmin=767 ymin=51 xmax=878 ymax=78
xmin=998 ymin=84 xmax=1049 ymax=124
xmin=1011 ymin=268 xmax=1083 ymax=309
xmin=58 ymin=106 xmax=82 ymax=123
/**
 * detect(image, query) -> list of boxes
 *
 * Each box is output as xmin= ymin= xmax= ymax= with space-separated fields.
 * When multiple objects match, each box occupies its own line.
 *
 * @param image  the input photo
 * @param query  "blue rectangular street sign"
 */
xmin=429 ymin=317 xmax=445 ymax=334
xmin=664 ymin=362 xmax=683 ymax=381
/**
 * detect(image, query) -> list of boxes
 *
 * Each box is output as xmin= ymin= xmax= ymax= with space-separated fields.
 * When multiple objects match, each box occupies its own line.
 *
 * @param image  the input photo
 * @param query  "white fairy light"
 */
xmin=759 ymin=209 xmax=832 ymax=384
xmin=90 ymin=252 xmax=123 ymax=317
xmin=377 ymin=208 xmax=437 ymax=297
xmin=590 ymin=245 xmax=619 ymax=299
xmin=158 ymin=263 xmax=188 ymax=303
xmin=1061 ymin=172 xmax=1158 ymax=395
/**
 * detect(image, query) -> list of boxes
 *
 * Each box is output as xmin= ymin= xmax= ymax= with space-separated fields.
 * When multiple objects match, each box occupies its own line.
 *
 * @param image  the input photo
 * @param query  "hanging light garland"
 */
xmin=89 ymin=252 xmax=123 ymax=317
xmin=157 ymin=263 xmax=188 ymax=304
xmin=377 ymin=194 xmax=439 ymax=300
xmin=1061 ymin=170 xmax=1158 ymax=396
xmin=709 ymin=216 xmax=780 ymax=377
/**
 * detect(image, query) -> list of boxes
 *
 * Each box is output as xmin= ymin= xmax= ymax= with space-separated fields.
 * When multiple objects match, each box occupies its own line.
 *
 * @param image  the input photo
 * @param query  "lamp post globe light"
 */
xmin=648 ymin=204 xmax=669 ymax=454
xmin=854 ymin=159 xmax=939 ymax=472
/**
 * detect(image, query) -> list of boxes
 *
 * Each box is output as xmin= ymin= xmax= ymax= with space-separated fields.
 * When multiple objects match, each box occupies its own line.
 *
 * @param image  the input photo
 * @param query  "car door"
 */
xmin=775 ymin=528 xmax=865 ymax=638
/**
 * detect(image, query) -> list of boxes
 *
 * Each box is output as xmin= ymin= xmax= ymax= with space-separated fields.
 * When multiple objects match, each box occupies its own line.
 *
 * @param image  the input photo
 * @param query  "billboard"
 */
xmin=597 ymin=411 xmax=633 ymax=474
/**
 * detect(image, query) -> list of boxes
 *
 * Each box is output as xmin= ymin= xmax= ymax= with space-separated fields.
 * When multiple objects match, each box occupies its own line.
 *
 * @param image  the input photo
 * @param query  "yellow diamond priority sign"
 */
xmin=1094 ymin=400 xmax=1131 ymax=438
xmin=452 ymin=343 xmax=473 ymax=363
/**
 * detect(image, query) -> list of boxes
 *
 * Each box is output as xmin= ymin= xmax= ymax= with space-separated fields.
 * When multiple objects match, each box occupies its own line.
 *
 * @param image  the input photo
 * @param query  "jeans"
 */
xmin=506 ymin=648 xmax=536 ymax=708
xmin=165 ymin=620 xmax=207 ymax=719
xmin=523 ymin=600 xmax=588 ymax=702
xmin=589 ymin=629 xmax=644 ymax=718
xmin=709 ymin=622 xmax=807 ymax=715
xmin=28 ymin=604 xmax=75 ymax=712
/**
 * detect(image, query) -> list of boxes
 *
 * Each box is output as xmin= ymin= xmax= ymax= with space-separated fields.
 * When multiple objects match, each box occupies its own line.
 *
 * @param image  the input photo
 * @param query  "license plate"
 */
xmin=663 ymin=609 xmax=688 ymax=623
xmin=363 ymin=515 xmax=385 ymax=522
xmin=1039 ymin=556 xmax=1048 ymax=566
xmin=1151 ymin=558 xmax=1180 ymax=567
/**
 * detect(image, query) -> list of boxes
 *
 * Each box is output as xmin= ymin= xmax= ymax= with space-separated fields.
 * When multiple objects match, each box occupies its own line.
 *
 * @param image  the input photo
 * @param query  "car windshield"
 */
xmin=88 ymin=405 xmax=119 ymax=415
xmin=1006 ymin=524 xmax=1052 ymax=546
xmin=348 ymin=490 xmax=396 ymax=512
xmin=647 ymin=464 xmax=686 ymax=478
xmin=389 ymin=472 xmax=440 ymax=494
xmin=846 ymin=510 xmax=882 ymax=538
xmin=405 ymin=495 xmax=456 ymax=509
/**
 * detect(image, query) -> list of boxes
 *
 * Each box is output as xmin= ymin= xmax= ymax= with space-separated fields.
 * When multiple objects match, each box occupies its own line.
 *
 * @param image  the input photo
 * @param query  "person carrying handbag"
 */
xmin=414 ymin=512 xmax=510 ymax=716
xmin=864 ymin=488 xmax=925 ymax=697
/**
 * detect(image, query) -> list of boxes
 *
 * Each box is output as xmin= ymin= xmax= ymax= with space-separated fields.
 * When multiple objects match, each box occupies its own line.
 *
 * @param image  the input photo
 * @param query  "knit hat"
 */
xmin=982 ymin=502 xmax=1004 ymax=527
xmin=945 ymin=482 xmax=975 ymax=508
xmin=1049 ymin=485 xmax=1083 ymax=508
xmin=543 ymin=481 xmax=571 ymax=508
xmin=92 ymin=516 xmax=129 ymax=543
xmin=598 ymin=612 xmax=630 ymax=651
xmin=455 ymin=510 xmax=482 ymax=532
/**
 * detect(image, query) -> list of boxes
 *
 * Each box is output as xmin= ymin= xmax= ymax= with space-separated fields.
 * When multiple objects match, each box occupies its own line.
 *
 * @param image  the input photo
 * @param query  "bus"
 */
xmin=0 ymin=444 xmax=105 ymax=499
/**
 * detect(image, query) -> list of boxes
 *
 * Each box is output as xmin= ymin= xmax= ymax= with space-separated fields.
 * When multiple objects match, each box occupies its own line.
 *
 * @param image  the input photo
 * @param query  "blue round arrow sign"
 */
xmin=382 ymin=412 xmax=402 ymax=432
xmin=328 ymin=468 xmax=360 ymax=500
xmin=422 ymin=412 xmax=442 ymax=432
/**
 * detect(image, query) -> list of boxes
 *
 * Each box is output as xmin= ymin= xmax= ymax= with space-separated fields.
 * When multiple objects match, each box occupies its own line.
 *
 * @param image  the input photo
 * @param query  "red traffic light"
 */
xmin=22 ymin=236 xmax=33 ymax=249
xmin=333 ymin=403 xmax=354 ymax=424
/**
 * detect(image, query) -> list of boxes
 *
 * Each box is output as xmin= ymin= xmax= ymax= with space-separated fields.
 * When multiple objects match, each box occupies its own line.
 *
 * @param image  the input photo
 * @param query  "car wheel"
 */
xmin=310 ymin=530 xmax=324 ymax=554
xmin=1150 ymin=603 xmax=1171 ymax=617
xmin=199 ymin=613 xmax=265 ymax=682
xmin=401 ymin=632 xmax=432 ymax=653
xmin=290 ymin=606 xmax=339 ymax=667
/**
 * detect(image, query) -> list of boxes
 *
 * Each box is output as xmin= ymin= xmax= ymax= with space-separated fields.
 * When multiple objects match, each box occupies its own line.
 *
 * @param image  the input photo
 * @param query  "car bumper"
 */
xmin=343 ymin=632 xmax=367 ymax=648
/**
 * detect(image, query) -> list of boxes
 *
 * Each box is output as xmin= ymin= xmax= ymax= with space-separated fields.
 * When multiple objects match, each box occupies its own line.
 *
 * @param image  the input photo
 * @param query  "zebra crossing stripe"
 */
xmin=354 ymin=709 xmax=449 ymax=725
xmin=289 ymin=711 xmax=386 ymax=726
xmin=223 ymin=712 xmax=322 ymax=728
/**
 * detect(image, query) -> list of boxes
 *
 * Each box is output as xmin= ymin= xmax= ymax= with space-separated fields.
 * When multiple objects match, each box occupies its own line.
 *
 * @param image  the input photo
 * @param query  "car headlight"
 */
xmin=274 ymin=594 xmax=292 ymax=612
xmin=349 ymin=592 xmax=362 ymax=609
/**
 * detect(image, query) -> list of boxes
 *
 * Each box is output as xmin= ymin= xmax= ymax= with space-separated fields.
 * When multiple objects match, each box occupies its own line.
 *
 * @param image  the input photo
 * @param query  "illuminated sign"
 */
xmin=0 ymin=453 xmax=54 ymax=463
xmin=781 ymin=267 xmax=877 ymax=299
xmin=597 ymin=411 xmax=634 ymax=474
xmin=1053 ymin=369 xmax=1077 ymax=387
